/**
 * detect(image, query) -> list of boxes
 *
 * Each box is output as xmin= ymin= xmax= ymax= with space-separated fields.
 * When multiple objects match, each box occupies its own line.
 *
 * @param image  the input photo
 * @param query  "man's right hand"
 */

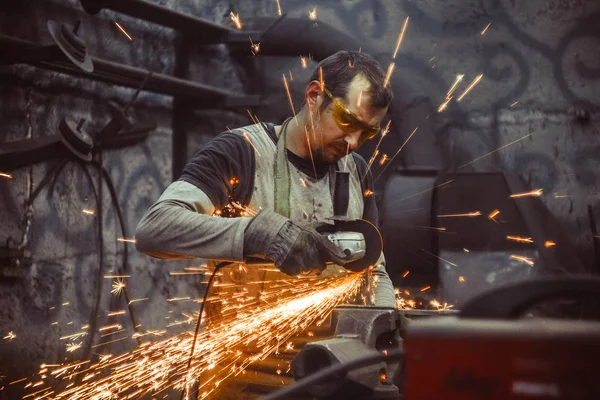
xmin=243 ymin=209 xmax=348 ymax=275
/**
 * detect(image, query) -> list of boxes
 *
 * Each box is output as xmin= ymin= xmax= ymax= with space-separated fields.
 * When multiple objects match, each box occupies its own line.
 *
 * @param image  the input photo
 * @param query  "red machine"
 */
xmin=405 ymin=277 xmax=600 ymax=400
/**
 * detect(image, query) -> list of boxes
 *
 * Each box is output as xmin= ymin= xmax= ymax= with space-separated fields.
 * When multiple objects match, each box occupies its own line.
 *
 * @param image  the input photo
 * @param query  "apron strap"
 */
xmin=274 ymin=118 xmax=349 ymax=219
xmin=274 ymin=118 xmax=292 ymax=218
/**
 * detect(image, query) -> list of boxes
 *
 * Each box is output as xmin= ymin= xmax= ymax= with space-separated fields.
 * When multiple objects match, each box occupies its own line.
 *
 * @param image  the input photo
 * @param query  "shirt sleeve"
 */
xmin=134 ymin=131 xmax=256 ymax=261
xmin=134 ymin=181 xmax=252 ymax=261
xmin=179 ymin=131 xmax=255 ymax=209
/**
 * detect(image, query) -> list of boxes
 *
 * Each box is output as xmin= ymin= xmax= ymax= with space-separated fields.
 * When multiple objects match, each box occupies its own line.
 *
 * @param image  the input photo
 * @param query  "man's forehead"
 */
xmin=345 ymin=75 xmax=372 ymax=100
xmin=342 ymin=75 xmax=387 ymax=125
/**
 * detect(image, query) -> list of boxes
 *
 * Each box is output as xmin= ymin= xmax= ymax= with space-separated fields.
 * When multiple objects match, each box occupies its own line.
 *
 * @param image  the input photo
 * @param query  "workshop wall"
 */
xmin=0 ymin=0 xmax=599 ymax=395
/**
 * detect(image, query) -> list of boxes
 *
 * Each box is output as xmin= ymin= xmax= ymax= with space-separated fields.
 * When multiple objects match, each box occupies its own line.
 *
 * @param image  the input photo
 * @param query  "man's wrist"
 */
xmin=243 ymin=209 xmax=290 ymax=258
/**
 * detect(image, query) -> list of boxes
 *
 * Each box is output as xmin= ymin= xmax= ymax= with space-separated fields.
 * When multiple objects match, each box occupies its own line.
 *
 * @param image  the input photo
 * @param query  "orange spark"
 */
xmin=66 ymin=342 xmax=82 ymax=352
xmin=98 ymin=323 xmax=122 ymax=332
xmin=107 ymin=310 xmax=126 ymax=317
xmin=411 ymin=226 xmax=447 ymax=231
xmin=510 ymin=254 xmax=535 ymax=266
xmin=437 ymin=211 xmax=481 ymax=218
xmin=249 ymin=38 xmax=260 ymax=55
xmin=510 ymin=101 xmax=519 ymax=107
xmin=117 ymin=238 xmax=136 ymax=243
xmin=379 ymin=154 xmax=388 ymax=165
xmin=127 ymin=297 xmax=149 ymax=305
xmin=364 ymin=189 xmax=374 ymax=197
xmin=0 ymin=172 xmax=12 ymax=179
xmin=319 ymin=66 xmax=324 ymax=90
xmin=510 ymin=189 xmax=543 ymax=198
xmin=458 ymin=276 xmax=466 ymax=282
xmin=437 ymin=96 xmax=453 ymax=113
xmin=282 ymin=74 xmax=296 ymax=120
xmin=242 ymin=131 xmax=261 ymax=156
xmin=304 ymin=126 xmax=318 ymax=178
xmin=383 ymin=62 xmax=395 ymax=87
xmin=457 ymin=74 xmax=483 ymax=102
xmin=308 ymin=8 xmax=317 ymax=20
xmin=299 ymin=178 xmax=307 ymax=188
xmin=506 ymin=235 xmax=534 ymax=243
xmin=481 ymin=22 xmax=491 ymax=35
xmin=300 ymin=56 xmax=307 ymax=68
xmin=82 ymin=209 xmax=95 ymax=215
xmin=30 ymin=275 xmax=363 ymax=400
xmin=420 ymin=286 xmax=431 ymax=292
xmin=114 ymin=21 xmax=133 ymax=40
xmin=166 ymin=297 xmax=191 ymax=302
xmin=447 ymin=74 xmax=465 ymax=98
xmin=111 ymin=279 xmax=126 ymax=296
xmin=3 ymin=331 xmax=16 ymax=342
xmin=438 ymin=74 xmax=464 ymax=112
xmin=402 ymin=270 xmax=410 ymax=278
xmin=488 ymin=209 xmax=500 ymax=220
xmin=458 ymin=133 xmax=533 ymax=169
xmin=393 ymin=17 xmax=410 ymax=58
xmin=229 ymin=12 xmax=242 ymax=29
xmin=375 ymin=126 xmax=418 ymax=182
xmin=544 ymin=241 xmax=556 ymax=248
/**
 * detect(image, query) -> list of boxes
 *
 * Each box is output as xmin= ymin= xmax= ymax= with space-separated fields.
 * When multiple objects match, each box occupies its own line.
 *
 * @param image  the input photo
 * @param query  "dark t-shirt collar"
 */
xmin=262 ymin=122 xmax=330 ymax=179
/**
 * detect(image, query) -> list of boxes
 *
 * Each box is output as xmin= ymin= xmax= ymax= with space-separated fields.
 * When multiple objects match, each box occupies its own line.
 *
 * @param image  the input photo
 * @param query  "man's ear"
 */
xmin=305 ymin=80 xmax=323 ymax=110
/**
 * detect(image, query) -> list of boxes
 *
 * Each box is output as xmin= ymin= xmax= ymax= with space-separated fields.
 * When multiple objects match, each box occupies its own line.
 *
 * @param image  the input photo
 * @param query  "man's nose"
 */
xmin=344 ymin=131 xmax=362 ymax=151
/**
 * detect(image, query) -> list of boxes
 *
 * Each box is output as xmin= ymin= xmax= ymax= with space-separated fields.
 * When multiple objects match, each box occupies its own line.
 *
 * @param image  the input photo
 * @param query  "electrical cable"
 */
xmin=74 ymin=158 xmax=105 ymax=362
xmin=88 ymin=160 xmax=143 ymax=343
xmin=179 ymin=261 xmax=232 ymax=400
xmin=260 ymin=348 xmax=404 ymax=400
xmin=25 ymin=159 xmax=70 ymax=206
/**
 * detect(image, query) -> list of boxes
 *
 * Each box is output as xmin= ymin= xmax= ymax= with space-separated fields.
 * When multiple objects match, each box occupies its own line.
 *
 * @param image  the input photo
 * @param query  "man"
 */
xmin=135 ymin=50 xmax=396 ymax=308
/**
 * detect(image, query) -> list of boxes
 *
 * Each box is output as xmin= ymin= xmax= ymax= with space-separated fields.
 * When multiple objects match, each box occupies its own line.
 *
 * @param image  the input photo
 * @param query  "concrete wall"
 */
xmin=0 ymin=0 xmax=599 ymax=397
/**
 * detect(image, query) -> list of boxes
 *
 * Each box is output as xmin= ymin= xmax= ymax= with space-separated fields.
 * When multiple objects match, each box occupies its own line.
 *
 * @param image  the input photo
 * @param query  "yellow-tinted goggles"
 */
xmin=323 ymin=86 xmax=381 ymax=141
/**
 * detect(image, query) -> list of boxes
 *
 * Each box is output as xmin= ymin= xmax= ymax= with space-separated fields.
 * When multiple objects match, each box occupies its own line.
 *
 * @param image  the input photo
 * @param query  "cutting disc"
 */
xmin=334 ymin=219 xmax=383 ymax=272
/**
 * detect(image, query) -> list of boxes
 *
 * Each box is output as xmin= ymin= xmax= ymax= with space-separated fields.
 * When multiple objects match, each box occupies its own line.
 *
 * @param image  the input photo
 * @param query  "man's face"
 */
xmin=306 ymin=75 xmax=388 ymax=164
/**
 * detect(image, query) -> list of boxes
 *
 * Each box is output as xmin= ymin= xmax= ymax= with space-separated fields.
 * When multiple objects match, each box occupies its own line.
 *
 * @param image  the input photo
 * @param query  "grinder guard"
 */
xmin=323 ymin=219 xmax=383 ymax=272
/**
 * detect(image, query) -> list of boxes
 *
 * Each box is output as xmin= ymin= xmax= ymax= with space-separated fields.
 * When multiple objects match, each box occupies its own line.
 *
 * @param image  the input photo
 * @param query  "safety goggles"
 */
xmin=322 ymin=86 xmax=381 ymax=141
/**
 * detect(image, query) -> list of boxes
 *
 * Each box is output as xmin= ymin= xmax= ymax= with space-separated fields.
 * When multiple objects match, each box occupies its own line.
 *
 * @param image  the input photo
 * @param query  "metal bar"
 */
xmin=0 ymin=34 xmax=261 ymax=108
xmin=0 ymin=136 xmax=67 ymax=170
xmin=81 ymin=0 xmax=241 ymax=43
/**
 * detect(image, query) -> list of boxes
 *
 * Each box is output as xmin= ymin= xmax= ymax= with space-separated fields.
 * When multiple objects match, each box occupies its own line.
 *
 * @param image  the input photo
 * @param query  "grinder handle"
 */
xmin=459 ymin=276 xmax=600 ymax=319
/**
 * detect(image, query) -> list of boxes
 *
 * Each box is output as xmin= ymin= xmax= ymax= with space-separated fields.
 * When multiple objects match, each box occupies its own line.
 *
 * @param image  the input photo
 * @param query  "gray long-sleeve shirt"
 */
xmin=135 ymin=122 xmax=396 ymax=308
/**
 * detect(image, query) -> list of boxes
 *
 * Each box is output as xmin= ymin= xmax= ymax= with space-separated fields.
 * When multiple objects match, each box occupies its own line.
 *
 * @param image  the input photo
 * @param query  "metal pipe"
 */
xmin=0 ymin=34 xmax=260 ymax=108
xmin=79 ymin=0 xmax=260 ymax=43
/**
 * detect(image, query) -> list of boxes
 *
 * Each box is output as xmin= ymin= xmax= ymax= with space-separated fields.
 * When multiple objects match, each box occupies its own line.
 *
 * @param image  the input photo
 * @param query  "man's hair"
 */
xmin=309 ymin=51 xmax=393 ymax=112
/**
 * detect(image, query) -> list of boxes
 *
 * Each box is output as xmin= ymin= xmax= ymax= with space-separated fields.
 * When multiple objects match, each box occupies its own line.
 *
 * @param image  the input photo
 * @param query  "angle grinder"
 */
xmin=321 ymin=169 xmax=384 ymax=273
xmin=323 ymin=218 xmax=383 ymax=272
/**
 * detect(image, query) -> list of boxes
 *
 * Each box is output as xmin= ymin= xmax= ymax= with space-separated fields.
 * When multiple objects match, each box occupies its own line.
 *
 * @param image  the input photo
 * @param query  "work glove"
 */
xmin=243 ymin=209 xmax=348 ymax=276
